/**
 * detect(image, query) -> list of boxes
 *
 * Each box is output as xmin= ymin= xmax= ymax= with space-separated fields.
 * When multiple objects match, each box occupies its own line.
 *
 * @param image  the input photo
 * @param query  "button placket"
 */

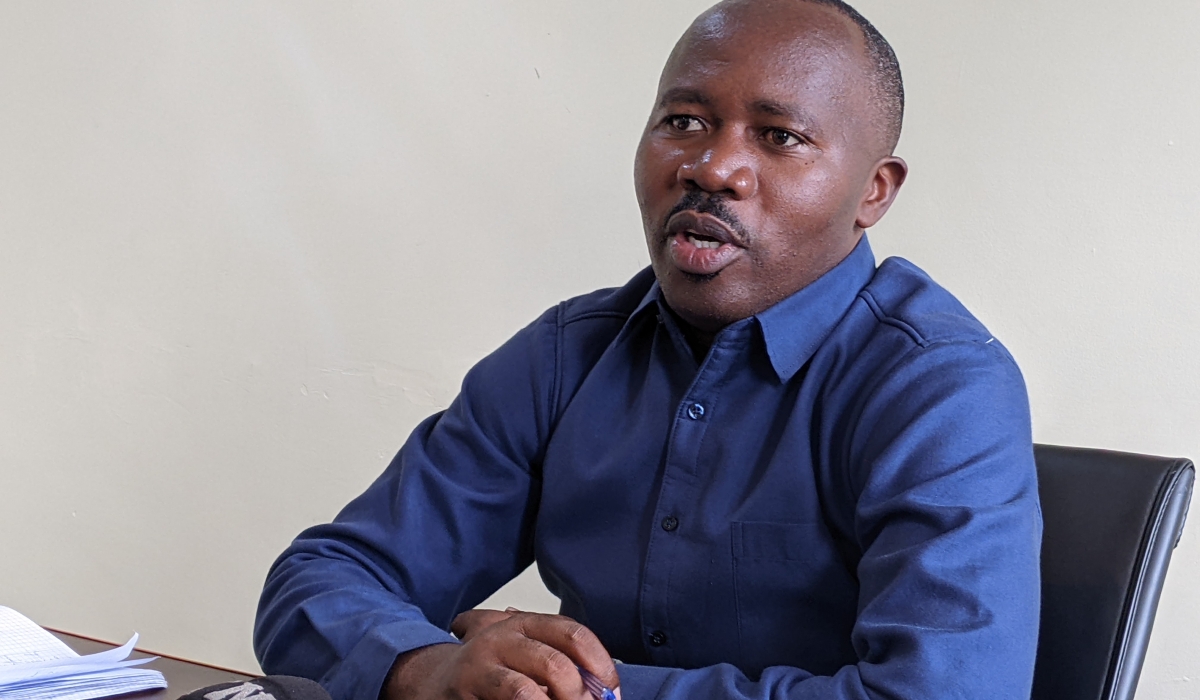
xmin=637 ymin=332 xmax=745 ymax=665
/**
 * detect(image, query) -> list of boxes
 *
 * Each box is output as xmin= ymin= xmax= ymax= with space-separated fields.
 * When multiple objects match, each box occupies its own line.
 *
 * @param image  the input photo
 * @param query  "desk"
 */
xmin=52 ymin=631 xmax=255 ymax=700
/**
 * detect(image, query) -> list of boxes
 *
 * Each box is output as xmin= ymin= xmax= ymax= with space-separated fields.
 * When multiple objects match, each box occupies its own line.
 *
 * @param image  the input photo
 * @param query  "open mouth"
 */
xmin=686 ymin=232 xmax=723 ymax=249
xmin=664 ymin=211 xmax=745 ymax=276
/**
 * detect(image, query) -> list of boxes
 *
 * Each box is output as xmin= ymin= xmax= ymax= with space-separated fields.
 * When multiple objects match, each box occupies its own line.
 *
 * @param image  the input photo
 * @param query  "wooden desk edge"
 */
xmin=49 ymin=630 xmax=257 ymax=700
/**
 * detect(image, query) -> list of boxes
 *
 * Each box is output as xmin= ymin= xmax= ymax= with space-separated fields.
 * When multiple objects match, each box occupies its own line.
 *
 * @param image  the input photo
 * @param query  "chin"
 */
xmin=662 ymin=284 xmax=748 ymax=333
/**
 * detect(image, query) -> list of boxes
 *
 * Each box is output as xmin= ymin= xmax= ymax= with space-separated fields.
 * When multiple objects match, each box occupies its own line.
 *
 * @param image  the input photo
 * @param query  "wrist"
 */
xmin=381 ymin=643 xmax=459 ymax=700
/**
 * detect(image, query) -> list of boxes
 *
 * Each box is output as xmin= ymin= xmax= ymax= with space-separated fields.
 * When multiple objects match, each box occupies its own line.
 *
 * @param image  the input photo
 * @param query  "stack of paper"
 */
xmin=0 ymin=606 xmax=167 ymax=700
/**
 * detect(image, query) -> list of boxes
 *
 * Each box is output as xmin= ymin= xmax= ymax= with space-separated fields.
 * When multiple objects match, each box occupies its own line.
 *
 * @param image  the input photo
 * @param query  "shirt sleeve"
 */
xmin=614 ymin=339 xmax=1042 ymax=700
xmin=253 ymin=308 xmax=560 ymax=700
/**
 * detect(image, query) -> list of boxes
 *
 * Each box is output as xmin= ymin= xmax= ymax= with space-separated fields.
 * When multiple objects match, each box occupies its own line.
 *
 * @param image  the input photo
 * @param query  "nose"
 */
xmin=676 ymin=137 xmax=758 ymax=199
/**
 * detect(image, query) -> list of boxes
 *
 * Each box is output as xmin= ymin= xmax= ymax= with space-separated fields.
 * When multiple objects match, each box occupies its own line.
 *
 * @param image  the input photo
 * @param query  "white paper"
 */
xmin=0 ymin=606 xmax=77 ymax=667
xmin=0 ymin=606 xmax=166 ymax=700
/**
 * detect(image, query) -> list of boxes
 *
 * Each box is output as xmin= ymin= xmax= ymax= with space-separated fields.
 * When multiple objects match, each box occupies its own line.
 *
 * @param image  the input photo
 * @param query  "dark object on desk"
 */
xmin=1032 ymin=444 xmax=1194 ymax=700
xmin=176 ymin=676 xmax=330 ymax=700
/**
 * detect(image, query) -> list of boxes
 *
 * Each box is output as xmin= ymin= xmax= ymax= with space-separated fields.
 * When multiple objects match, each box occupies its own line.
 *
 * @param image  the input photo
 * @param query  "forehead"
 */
xmin=659 ymin=3 xmax=871 ymax=123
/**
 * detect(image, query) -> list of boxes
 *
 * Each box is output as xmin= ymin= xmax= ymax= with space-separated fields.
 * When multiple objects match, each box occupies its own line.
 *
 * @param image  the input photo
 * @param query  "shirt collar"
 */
xmin=628 ymin=277 xmax=663 ymax=321
xmin=756 ymin=234 xmax=876 ymax=381
xmin=626 ymin=235 xmax=876 ymax=381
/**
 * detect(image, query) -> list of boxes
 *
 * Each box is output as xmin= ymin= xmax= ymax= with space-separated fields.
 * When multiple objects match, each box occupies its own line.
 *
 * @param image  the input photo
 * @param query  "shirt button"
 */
xmin=661 ymin=516 xmax=679 ymax=532
xmin=648 ymin=631 xmax=667 ymax=647
xmin=686 ymin=402 xmax=705 ymax=420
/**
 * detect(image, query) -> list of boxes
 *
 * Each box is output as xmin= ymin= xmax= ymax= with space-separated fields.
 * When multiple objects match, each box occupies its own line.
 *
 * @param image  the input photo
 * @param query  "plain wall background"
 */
xmin=2 ymin=1 xmax=1197 ymax=696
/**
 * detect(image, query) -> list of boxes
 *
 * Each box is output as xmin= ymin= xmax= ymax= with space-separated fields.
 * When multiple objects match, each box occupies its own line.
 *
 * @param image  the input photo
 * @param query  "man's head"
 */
xmin=634 ymin=0 xmax=908 ymax=333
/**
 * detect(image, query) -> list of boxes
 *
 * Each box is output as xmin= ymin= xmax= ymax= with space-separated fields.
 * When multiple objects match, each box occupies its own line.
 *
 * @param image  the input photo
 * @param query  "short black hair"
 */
xmin=804 ymin=0 xmax=905 ymax=152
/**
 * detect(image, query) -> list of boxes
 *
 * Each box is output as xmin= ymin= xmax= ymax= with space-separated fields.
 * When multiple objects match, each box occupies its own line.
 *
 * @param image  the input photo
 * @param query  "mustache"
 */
xmin=661 ymin=190 xmax=752 ymax=245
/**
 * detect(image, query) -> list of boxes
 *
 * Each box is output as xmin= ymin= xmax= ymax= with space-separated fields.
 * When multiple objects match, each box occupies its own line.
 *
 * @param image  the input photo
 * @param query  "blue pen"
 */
xmin=577 ymin=666 xmax=617 ymax=700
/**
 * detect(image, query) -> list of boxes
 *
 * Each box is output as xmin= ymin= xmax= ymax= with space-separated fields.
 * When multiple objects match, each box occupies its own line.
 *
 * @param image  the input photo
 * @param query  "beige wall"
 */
xmin=1 ymin=1 xmax=1197 ymax=696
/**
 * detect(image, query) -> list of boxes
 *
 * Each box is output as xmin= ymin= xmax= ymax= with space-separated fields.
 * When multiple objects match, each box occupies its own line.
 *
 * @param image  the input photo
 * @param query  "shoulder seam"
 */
xmin=543 ymin=303 xmax=562 ymax=445
xmin=859 ymin=289 xmax=928 ymax=348
xmin=859 ymin=289 xmax=1005 ymax=355
xmin=922 ymin=336 xmax=1022 ymax=371
xmin=560 ymin=309 xmax=633 ymax=326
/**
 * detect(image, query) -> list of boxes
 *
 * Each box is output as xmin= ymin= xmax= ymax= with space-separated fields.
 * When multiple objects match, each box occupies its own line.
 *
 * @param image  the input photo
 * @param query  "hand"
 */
xmin=451 ymin=607 xmax=520 ymax=643
xmin=382 ymin=609 xmax=620 ymax=700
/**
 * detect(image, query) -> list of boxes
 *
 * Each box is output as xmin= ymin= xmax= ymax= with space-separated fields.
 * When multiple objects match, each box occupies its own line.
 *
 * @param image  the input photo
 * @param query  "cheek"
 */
xmin=635 ymin=142 xmax=671 ymax=231
xmin=635 ymin=140 xmax=685 ymax=197
xmin=761 ymin=165 xmax=849 ymax=230
xmin=633 ymin=157 xmax=652 ymax=215
xmin=747 ymin=167 xmax=857 ymax=270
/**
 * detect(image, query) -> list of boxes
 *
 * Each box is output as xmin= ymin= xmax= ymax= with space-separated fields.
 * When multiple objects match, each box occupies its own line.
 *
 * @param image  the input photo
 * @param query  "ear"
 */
xmin=855 ymin=156 xmax=908 ymax=229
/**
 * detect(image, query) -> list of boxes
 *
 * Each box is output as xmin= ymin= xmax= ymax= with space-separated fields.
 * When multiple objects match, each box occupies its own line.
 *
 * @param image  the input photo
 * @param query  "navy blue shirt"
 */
xmin=255 ymin=237 xmax=1041 ymax=700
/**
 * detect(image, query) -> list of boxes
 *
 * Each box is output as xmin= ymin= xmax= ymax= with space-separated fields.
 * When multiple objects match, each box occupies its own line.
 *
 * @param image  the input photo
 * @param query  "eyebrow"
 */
xmin=750 ymin=99 xmax=819 ymax=129
xmin=658 ymin=88 xmax=714 ymax=110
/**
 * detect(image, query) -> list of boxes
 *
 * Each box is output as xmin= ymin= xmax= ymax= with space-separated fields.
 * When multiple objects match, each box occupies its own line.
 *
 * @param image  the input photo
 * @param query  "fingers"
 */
xmin=508 ymin=613 xmax=620 ymax=694
xmin=494 ymin=631 xmax=591 ymax=700
xmin=436 ymin=610 xmax=617 ymax=700
xmin=404 ymin=635 xmax=555 ymax=700
xmin=480 ymin=666 xmax=553 ymax=700
xmin=452 ymin=608 xmax=516 ymax=642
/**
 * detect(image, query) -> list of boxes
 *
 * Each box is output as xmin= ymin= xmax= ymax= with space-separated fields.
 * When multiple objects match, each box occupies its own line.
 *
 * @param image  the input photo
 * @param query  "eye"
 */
xmin=763 ymin=128 xmax=803 ymax=148
xmin=665 ymin=115 xmax=705 ymax=133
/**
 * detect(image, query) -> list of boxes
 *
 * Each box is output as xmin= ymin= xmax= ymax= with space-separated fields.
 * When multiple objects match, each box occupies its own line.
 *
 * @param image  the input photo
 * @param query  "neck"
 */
xmin=678 ymin=316 xmax=717 ymax=362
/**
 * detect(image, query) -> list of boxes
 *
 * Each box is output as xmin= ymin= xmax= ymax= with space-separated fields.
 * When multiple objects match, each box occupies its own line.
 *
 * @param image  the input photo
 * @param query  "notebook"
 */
xmin=0 ymin=606 xmax=167 ymax=700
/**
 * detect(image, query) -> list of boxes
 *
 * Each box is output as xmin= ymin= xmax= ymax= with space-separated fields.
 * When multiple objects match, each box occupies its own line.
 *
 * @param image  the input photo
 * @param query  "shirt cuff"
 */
xmin=323 ymin=619 xmax=459 ymax=700
xmin=616 ymin=663 xmax=673 ymax=700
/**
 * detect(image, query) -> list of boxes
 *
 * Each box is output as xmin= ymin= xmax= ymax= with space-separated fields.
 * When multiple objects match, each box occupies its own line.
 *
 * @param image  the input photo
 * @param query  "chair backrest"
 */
xmin=1032 ymin=445 xmax=1194 ymax=700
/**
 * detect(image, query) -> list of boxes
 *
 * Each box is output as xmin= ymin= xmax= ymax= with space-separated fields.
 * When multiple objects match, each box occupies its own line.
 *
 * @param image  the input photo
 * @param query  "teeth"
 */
xmin=687 ymin=234 xmax=722 ymax=250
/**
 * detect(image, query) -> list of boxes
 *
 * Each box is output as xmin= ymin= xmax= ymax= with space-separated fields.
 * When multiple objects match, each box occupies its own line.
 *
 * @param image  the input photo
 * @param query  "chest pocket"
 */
xmin=731 ymin=521 xmax=858 ymax=678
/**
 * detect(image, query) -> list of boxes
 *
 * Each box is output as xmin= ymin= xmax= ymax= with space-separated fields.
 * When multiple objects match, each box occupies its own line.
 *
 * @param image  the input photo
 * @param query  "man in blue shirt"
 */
xmin=254 ymin=1 xmax=1042 ymax=699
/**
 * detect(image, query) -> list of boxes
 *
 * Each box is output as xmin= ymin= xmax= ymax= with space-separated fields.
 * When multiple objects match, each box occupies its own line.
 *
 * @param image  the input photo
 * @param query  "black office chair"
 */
xmin=1031 ymin=445 xmax=1194 ymax=700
